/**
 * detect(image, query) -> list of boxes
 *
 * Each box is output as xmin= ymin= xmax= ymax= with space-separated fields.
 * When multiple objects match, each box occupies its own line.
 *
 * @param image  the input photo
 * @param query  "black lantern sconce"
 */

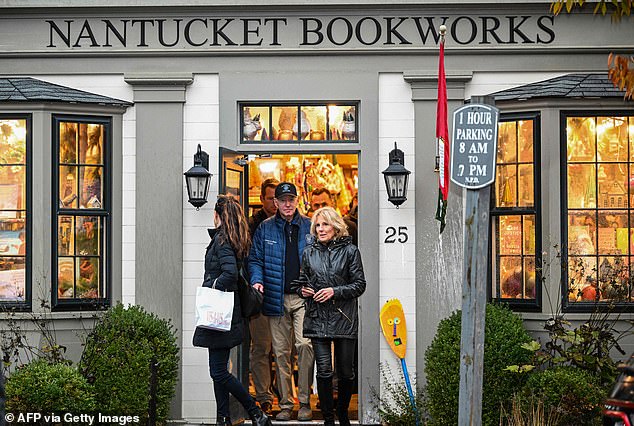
xmin=184 ymin=144 xmax=212 ymax=210
xmin=382 ymin=142 xmax=411 ymax=208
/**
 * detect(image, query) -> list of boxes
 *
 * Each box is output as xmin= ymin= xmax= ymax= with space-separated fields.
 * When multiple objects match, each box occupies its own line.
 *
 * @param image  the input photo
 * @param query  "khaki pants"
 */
xmin=249 ymin=313 xmax=274 ymax=404
xmin=269 ymin=293 xmax=314 ymax=409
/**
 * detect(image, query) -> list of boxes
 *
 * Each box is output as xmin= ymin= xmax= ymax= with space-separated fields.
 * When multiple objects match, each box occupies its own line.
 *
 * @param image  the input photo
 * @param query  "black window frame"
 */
xmin=489 ymin=112 xmax=542 ymax=312
xmin=51 ymin=114 xmax=111 ymax=311
xmin=0 ymin=114 xmax=32 ymax=311
xmin=239 ymin=101 xmax=360 ymax=144
xmin=561 ymin=110 xmax=634 ymax=313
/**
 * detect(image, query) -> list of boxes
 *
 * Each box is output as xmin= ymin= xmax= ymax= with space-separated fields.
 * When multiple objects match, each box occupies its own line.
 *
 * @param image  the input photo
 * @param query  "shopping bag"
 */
xmin=195 ymin=282 xmax=234 ymax=332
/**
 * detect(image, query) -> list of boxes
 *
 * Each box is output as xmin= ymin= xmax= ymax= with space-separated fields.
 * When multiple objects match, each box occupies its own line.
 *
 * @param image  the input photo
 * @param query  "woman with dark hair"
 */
xmin=294 ymin=206 xmax=366 ymax=426
xmin=193 ymin=195 xmax=271 ymax=426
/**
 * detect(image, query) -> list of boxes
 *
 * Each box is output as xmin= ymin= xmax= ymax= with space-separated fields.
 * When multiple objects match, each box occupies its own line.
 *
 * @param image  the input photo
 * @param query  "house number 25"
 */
xmin=384 ymin=226 xmax=408 ymax=243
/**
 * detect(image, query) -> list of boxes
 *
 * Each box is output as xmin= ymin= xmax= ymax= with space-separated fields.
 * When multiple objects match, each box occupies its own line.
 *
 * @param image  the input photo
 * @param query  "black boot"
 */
xmin=215 ymin=416 xmax=232 ymax=426
xmin=317 ymin=377 xmax=335 ymax=426
xmin=336 ymin=378 xmax=354 ymax=426
xmin=249 ymin=407 xmax=272 ymax=426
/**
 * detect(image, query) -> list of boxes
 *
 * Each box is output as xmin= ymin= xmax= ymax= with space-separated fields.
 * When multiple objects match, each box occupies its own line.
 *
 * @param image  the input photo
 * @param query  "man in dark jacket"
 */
xmin=247 ymin=178 xmax=278 ymax=415
xmin=248 ymin=182 xmax=314 ymax=422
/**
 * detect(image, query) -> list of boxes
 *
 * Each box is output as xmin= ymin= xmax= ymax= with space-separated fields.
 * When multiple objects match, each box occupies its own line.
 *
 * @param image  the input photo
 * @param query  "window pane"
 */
xmin=242 ymin=106 xmax=270 ymax=141
xmin=498 ymin=215 xmax=522 ymax=255
xmin=568 ymin=164 xmax=596 ymax=208
xmin=567 ymin=117 xmax=596 ymax=162
xmin=0 ymin=219 xmax=25 ymax=255
xmin=0 ymin=257 xmax=25 ymax=301
xmin=301 ymin=106 xmax=327 ymax=140
xmin=497 ymin=121 xmax=517 ymax=163
xmin=60 ymin=122 xmax=77 ymax=164
xmin=60 ymin=166 xmax=78 ymax=208
xmin=0 ymin=165 xmax=25 ymax=210
xmin=597 ymin=116 xmax=628 ymax=162
xmin=79 ymin=166 xmax=102 ymax=209
xmin=496 ymin=165 xmax=517 ymax=207
xmin=598 ymin=211 xmax=628 ymax=255
xmin=76 ymin=216 xmax=100 ymax=256
xmin=82 ymin=124 xmax=103 ymax=164
xmin=0 ymin=120 xmax=26 ymax=164
xmin=58 ymin=216 xmax=74 ymax=256
xmin=568 ymin=212 xmax=596 ymax=255
xmin=518 ymin=164 xmax=534 ymax=207
xmin=568 ymin=256 xmax=597 ymax=302
xmin=500 ymin=256 xmax=522 ymax=298
xmin=58 ymin=257 xmax=75 ymax=298
xmin=524 ymin=257 xmax=536 ymax=299
xmin=523 ymin=215 xmax=536 ymax=255
xmin=328 ymin=105 xmax=356 ymax=140
xmin=272 ymin=106 xmax=298 ymax=141
xmin=598 ymin=256 xmax=630 ymax=301
xmin=598 ymin=164 xmax=628 ymax=209
xmin=77 ymin=257 xmax=99 ymax=298
xmin=518 ymin=120 xmax=534 ymax=162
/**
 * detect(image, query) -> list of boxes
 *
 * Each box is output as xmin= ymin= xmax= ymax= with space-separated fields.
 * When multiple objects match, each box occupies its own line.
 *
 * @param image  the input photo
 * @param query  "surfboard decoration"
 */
xmin=380 ymin=299 xmax=419 ymax=424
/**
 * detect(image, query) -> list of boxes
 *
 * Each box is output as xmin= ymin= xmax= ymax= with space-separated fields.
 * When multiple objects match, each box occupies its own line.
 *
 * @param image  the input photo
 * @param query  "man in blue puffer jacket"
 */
xmin=248 ymin=182 xmax=314 ymax=422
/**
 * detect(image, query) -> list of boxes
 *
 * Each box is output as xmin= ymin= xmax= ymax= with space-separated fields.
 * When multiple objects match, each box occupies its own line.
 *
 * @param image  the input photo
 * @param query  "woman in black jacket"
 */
xmin=193 ymin=195 xmax=271 ymax=426
xmin=294 ymin=206 xmax=366 ymax=426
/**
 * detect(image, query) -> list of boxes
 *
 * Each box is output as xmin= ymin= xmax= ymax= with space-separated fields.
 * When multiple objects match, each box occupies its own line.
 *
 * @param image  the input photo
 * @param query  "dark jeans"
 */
xmin=312 ymin=337 xmax=356 ymax=380
xmin=208 ymin=348 xmax=257 ymax=419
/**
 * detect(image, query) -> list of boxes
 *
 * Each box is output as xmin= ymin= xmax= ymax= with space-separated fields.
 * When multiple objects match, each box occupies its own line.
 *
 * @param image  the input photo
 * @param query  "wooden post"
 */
xmin=454 ymin=95 xmax=497 ymax=426
xmin=458 ymin=186 xmax=490 ymax=426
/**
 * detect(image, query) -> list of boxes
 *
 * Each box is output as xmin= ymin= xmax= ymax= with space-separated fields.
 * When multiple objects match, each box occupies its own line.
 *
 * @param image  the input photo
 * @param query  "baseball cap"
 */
xmin=275 ymin=182 xmax=298 ymax=198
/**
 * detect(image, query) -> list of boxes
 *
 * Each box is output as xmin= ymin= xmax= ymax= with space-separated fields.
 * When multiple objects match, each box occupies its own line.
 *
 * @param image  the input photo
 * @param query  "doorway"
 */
xmin=221 ymin=150 xmax=360 ymax=421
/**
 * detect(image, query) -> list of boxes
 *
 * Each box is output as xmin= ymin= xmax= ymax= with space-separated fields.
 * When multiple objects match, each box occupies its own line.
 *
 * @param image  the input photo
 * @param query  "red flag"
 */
xmin=435 ymin=34 xmax=449 ymax=233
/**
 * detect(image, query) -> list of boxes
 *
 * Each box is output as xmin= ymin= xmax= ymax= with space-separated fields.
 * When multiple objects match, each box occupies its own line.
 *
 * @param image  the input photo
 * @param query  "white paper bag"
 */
xmin=195 ymin=284 xmax=234 ymax=332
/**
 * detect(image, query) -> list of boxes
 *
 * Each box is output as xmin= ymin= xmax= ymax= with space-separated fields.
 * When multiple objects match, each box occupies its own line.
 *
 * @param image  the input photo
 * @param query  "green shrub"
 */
xmin=424 ymin=303 xmax=533 ymax=426
xmin=521 ymin=366 xmax=606 ymax=425
xmin=79 ymin=304 xmax=179 ymax=423
xmin=371 ymin=362 xmax=427 ymax=425
xmin=6 ymin=359 xmax=96 ymax=413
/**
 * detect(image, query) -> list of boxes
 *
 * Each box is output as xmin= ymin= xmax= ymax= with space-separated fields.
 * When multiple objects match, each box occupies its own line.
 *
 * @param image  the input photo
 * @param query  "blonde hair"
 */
xmin=310 ymin=206 xmax=349 ymax=239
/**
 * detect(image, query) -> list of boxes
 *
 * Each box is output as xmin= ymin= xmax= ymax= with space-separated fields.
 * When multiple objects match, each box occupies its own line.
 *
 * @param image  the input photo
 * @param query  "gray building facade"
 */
xmin=0 ymin=1 xmax=633 ymax=424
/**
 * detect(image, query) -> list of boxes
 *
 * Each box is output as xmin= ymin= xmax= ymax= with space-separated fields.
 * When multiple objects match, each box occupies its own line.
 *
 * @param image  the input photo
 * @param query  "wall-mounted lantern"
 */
xmin=184 ymin=144 xmax=211 ymax=210
xmin=382 ymin=142 xmax=411 ymax=208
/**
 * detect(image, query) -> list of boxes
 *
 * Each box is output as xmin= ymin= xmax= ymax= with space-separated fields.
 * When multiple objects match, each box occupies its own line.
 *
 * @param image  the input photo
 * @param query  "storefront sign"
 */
xmin=42 ymin=15 xmax=556 ymax=49
xmin=450 ymin=104 xmax=499 ymax=189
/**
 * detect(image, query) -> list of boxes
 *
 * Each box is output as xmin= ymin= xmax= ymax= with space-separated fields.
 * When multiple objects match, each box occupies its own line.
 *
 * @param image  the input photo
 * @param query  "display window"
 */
xmin=53 ymin=116 xmax=110 ymax=309
xmin=490 ymin=114 xmax=541 ymax=309
xmin=241 ymin=103 xmax=357 ymax=143
xmin=563 ymin=113 xmax=634 ymax=308
xmin=0 ymin=116 xmax=29 ymax=306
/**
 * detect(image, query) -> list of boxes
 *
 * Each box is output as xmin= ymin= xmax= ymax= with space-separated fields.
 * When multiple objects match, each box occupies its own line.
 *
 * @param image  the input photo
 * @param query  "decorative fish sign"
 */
xmin=380 ymin=298 xmax=407 ymax=359
xmin=380 ymin=299 xmax=419 ymax=425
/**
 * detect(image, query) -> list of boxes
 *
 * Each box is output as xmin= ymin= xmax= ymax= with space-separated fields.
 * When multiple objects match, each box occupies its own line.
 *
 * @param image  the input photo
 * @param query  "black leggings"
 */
xmin=312 ymin=337 xmax=356 ymax=380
